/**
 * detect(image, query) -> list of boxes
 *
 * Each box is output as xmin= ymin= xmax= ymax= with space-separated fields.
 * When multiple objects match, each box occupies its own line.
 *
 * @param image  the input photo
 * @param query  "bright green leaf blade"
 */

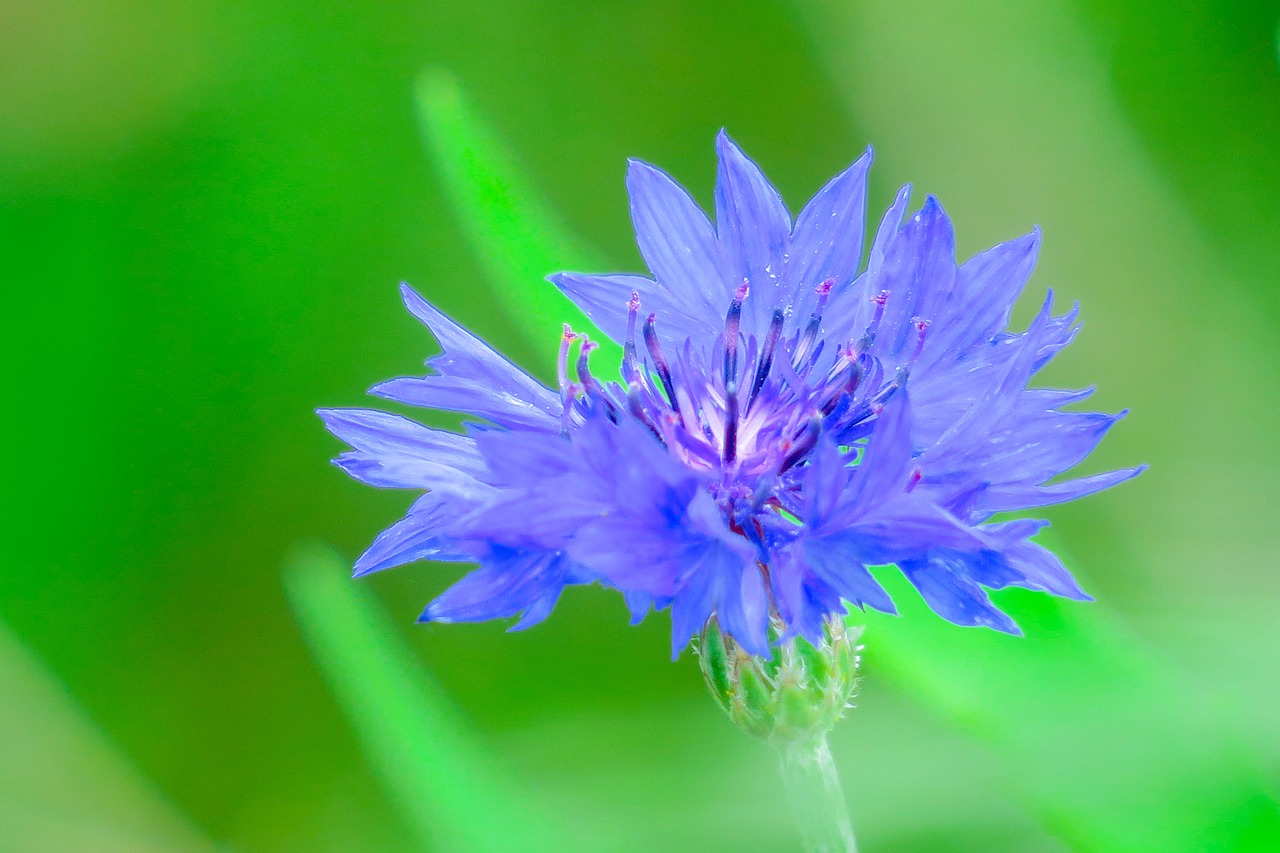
xmin=282 ymin=544 xmax=562 ymax=853
xmin=415 ymin=70 xmax=621 ymax=368
xmin=0 ymin=620 xmax=219 ymax=852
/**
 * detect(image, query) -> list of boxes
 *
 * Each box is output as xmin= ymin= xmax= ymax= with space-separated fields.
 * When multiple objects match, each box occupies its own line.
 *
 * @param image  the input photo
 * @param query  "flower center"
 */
xmin=557 ymin=283 xmax=917 ymax=528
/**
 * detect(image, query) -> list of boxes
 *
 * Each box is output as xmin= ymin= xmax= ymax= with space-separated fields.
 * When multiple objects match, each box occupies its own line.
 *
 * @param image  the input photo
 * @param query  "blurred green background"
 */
xmin=4 ymin=1 xmax=1280 ymax=850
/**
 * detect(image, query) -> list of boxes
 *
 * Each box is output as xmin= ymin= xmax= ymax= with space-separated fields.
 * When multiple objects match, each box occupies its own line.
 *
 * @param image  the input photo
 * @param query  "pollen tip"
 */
xmin=562 ymin=323 xmax=577 ymax=341
xmin=873 ymin=290 xmax=889 ymax=306
xmin=628 ymin=290 xmax=641 ymax=311
xmin=735 ymin=279 xmax=750 ymax=301
xmin=815 ymin=278 xmax=834 ymax=295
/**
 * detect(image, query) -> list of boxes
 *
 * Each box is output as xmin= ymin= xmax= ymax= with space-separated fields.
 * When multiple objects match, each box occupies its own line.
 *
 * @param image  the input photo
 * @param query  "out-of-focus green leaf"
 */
xmin=0 ymin=620 xmax=219 ymax=853
xmin=414 ymin=69 xmax=621 ymax=368
xmin=282 ymin=544 xmax=563 ymax=853
xmin=856 ymin=557 xmax=1280 ymax=852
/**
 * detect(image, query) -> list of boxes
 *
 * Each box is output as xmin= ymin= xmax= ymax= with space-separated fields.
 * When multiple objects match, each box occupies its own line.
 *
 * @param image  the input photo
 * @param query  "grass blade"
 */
xmin=0 ymin=620 xmax=219 ymax=852
xmin=283 ymin=544 xmax=562 ymax=853
xmin=414 ymin=70 xmax=620 ymax=366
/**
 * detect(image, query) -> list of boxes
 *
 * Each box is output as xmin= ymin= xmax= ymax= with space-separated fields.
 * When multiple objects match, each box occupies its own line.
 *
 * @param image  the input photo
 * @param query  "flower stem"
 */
xmin=776 ymin=736 xmax=858 ymax=853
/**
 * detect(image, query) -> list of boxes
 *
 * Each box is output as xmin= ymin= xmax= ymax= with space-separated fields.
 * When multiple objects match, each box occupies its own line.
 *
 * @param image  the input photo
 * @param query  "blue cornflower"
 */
xmin=320 ymin=132 xmax=1142 ymax=657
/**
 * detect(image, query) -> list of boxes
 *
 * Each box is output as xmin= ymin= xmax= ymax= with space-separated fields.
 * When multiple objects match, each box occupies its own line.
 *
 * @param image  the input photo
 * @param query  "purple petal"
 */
xmin=319 ymin=407 xmax=487 ymax=490
xmin=549 ymin=271 xmax=719 ymax=350
xmin=626 ymin=159 xmax=727 ymax=322
xmin=374 ymin=285 xmax=561 ymax=430
xmin=714 ymin=131 xmax=791 ymax=337
xmin=977 ymin=465 xmax=1146 ymax=513
xmin=421 ymin=550 xmax=574 ymax=627
xmin=920 ymin=229 xmax=1040 ymax=368
xmin=354 ymin=494 xmax=468 ymax=576
xmin=800 ymin=533 xmax=896 ymax=615
xmin=867 ymin=195 xmax=957 ymax=364
xmin=842 ymin=390 xmax=914 ymax=519
xmin=899 ymin=556 xmax=1021 ymax=634
xmin=787 ymin=148 xmax=872 ymax=319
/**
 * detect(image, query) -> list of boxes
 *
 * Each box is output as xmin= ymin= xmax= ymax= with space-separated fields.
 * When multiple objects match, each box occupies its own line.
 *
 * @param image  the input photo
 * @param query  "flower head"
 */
xmin=321 ymin=132 xmax=1142 ymax=657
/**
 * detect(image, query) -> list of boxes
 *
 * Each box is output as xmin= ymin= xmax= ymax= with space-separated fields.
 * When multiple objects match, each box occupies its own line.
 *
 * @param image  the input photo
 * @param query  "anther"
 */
xmin=642 ymin=313 xmax=679 ymax=410
xmin=791 ymin=279 xmax=838 ymax=371
xmin=557 ymin=324 xmax=578 ymax=394
xmin=575 ymin=335 xmax=618 ymax=421
xmin=781 ymin=412 xmax=823 ymax=472
xmin=723 ymin=380 xmax=740 ymax=465
xmin=907 ymin=317 xmax=929 ymax=369
xmin=747 ymin=307 xmax=785 ymax=411
xmin=722 ymin=284 xmax=748 ymax=385
xmin=627 ymin=380 xmax=667 ymax=446
xmin=852 ymin=291 xmax=889 ymax=355
xmin=820 ymin=347 xmax=862 ymax=416
xmin=623 ymin=290 xmax=642 ymax=382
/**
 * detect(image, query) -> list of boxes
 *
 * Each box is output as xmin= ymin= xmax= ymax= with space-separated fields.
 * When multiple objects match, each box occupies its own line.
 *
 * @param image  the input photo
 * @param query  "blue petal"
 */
xmin=841 ymin=390 xmax=914 ymax=518
xmin=822 ymin=184 xmax=909 ymax=348
xmin=899 ymin=555 xmax=1021 ymax=634
xmin=853 ymin=494 xmax=992 ymax=563
xmin=713 ymin=131 xmax=792 ymax=338
xmin=867 ymin=195 xmax=957 ymax=364
xmin=548 ymin=271 xmax=719 ymax=351
xmin=787 ymin=148 xmax=872 ymax=319
xmin=319 ymin=407 xmax=488 ymax=490
xmin=920 ymin=229 xmax=1040 ymax=368
xmin=354 ymin=494 xmax=468 ymax=576
xmin=976 ymin=465 xmax=1146 ymax=513
xmin=421 ymin=549 xmax=576 ymax=627
xmin=973 ymin=409 xmax=1127 ymax=488
xmin=799 ymin=533 xmax=897 ymax=615
xmin=372 ymin=285 xmax=561 ymax=430
xmin=626 ymin=158 xmax=728 ymax=322
xmin=668 ymin=541 xmax=765 ymax=658
xmin=998 ymin=538 xmax=1092 ymax=600
xmin=770 ymin=549 xmax=836 ymax=644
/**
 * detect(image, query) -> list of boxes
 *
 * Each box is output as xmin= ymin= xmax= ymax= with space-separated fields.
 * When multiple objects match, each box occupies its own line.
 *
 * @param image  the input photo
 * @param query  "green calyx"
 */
xmin=696 ymin=616 xmax=863 ymax=745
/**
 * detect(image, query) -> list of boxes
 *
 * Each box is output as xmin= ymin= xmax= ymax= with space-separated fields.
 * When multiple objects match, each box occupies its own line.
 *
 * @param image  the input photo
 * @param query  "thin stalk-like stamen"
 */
xmin=781 ymin=413 xmax=822 ymax=472
xmin=642 ymin=313 xmax=679 ymax=410
xmin=723 ymin=381 xmax=740 ymax=465
xmin=748 ymin=308 xmax=786 ymax=411
xmin=723 ymin=282 xmax=748 ymax=385
xmin=623 ymin=290 xmax=642 ymax=382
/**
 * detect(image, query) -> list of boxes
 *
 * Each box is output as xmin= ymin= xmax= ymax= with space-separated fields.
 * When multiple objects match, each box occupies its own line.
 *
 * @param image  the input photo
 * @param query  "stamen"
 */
xmin=623 ymin=290 xmax=641 ymax=382
xmin=627 ymin=380 xmax=667 ymax=447
xmin=791 ymin=279 xmax=836 ymax=371
xmin=860 ymin=290 xmax=890 ymax=351
xmin=576 ymin=335 xmax=619 ymax=421
xmin=722 ymin=281 xmax=748 ymax=385
xmin=642 ymin=313 xmax=679 ymax=410
xmin=557 ymin=324 xmax=578 ymax=395
xmin=747 ymin=307 xmax=785 ymax=410
xmin=723 ymin=380 xmax=739 ymax=465
xmin=820 ymin=346 xmax=862 ymax=416
xmin=575 ymin=335 xmax=601 ymax=391
xmin=907 ymin=317 xmax=929 ymax=369
xmin=906 ymin=468 xmax=923 ymax=492
xmin=781 ymin=412 xmax=823 ymax=472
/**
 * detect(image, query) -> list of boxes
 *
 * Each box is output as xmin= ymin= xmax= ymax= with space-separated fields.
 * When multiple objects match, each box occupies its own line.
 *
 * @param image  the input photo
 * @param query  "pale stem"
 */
xmin=777 ymin=735 xmax=858 ymax=853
